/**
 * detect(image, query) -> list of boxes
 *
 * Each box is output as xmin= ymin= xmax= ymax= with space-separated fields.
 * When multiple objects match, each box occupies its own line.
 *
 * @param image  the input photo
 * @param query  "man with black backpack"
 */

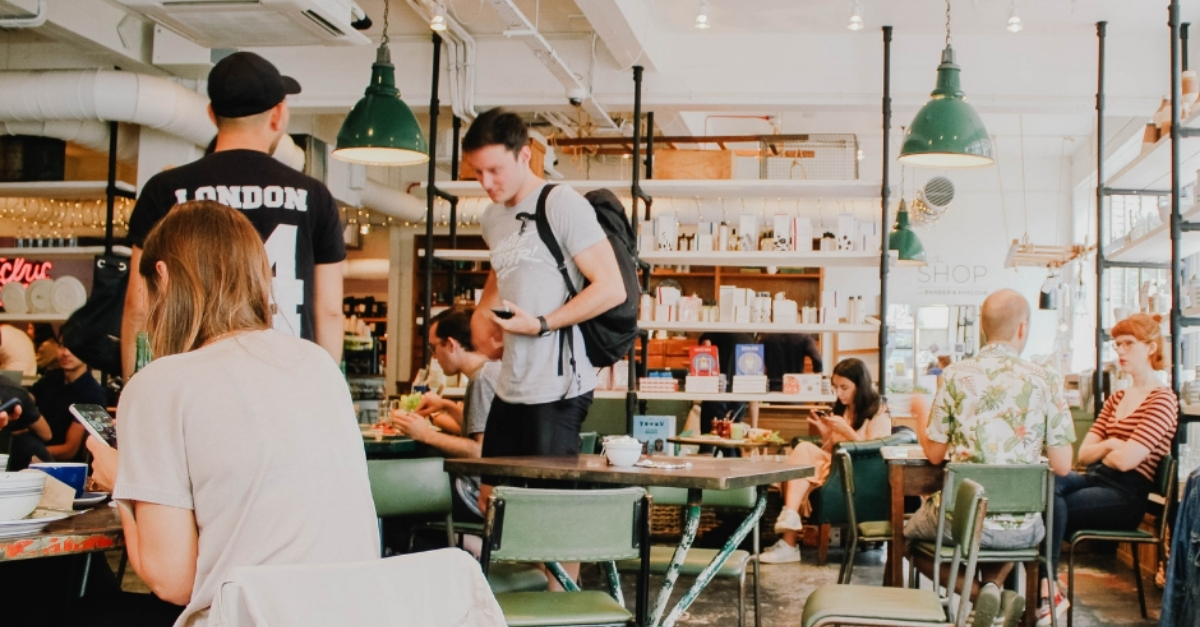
xmin=465 ymin=109 xmax=629 ymax=463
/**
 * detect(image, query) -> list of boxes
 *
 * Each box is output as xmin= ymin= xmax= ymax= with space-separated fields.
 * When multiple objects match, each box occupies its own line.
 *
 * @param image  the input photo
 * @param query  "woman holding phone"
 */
xmin=86 ymin=201 xmax=378 ymax=626
xmin=758 ymin=358 xmax=892 ymax=564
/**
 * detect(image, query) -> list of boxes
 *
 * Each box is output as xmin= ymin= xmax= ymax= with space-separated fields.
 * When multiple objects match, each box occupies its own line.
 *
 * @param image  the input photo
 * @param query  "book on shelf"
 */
xmin=735 ymin=344 xmax=765 ymax=376
xmin=731 ymin=375 xmax=768 ymax=394
xmin=685 ymin=375 xmax=722 ymax=394
xmin=689 ymin=346 xmax=720 ymax=376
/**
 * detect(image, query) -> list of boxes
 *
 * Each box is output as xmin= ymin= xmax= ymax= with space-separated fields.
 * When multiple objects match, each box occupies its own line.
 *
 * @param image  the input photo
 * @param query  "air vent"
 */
xmin=118 ymin=0 xmax=368 ymax=47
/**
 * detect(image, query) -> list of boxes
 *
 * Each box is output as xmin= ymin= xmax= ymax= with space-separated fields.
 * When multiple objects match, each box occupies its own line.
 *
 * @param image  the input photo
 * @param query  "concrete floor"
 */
xmin=109 ymin=543 xmax=1162 ymax=627
xmin=578 ymin=544 xmax=1162 ymax=627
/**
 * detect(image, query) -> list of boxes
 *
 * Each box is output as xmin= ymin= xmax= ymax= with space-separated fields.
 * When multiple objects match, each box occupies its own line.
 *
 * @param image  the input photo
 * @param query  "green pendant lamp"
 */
xmin=899 ymin=0 xmax=994 ymax=168
xmin=890 ymin=199 xmax=927 ymax=266
xmin=334 ymin=0 xmax=428 ymax=166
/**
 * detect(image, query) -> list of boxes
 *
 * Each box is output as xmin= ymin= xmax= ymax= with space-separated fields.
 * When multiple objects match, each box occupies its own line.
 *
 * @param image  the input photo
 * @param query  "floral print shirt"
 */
xmin=927 ymin=343 xmax=1076 ymax=529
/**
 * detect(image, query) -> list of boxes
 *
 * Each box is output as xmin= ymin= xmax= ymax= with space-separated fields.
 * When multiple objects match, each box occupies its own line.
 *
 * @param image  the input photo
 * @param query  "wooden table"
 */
xmin=882 ymin=447 xmax=943 ymax=587
xmin=0 ymin=506 xmax=123 ymax=562
xmin=446 ymin=454 xmax=813 ymax=627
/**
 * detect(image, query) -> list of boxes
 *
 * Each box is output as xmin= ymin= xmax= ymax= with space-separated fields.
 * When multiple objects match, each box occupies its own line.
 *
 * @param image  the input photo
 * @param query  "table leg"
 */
xmin=887 ymin=463 xmax=905 ymax=587
xmin=748 ymin=401 xmax=759 ymax=429
xmin=649 ymin=488 xmax=702 ymax=627
xmin=658 ymin=487 xmax=768 ymax=627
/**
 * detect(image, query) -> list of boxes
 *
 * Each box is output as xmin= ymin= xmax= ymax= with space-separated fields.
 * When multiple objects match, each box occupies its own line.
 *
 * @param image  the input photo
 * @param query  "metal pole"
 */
xmin=105 ymin=120 xmax=117 ymax=255
xmin=1171 ymin=2 xmax=1184 ymax=398
xmin=879 ymin=26 xmax=892 ymax=398
xmin=423 ymin=33 xmax=442 ymax=367
xmin=627 ymin=65 xmax=644 ymax=432
xmin=448 ymin=197 xmax=458 ymax=305
xmin=1185 ymin=23 xmax=1191 ymax=71
xmin=1095 ymin=21 xmax=1107 ymax=418
xmin=646 ymin=111 xmax=655 ymax=179
xmin=451 ymin=115 xmax=461 ymax=181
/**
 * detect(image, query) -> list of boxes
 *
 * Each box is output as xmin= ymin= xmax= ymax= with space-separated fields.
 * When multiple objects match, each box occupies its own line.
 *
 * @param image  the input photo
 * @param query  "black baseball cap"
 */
xmin=207 ymin=51 xmax=301 ymax=118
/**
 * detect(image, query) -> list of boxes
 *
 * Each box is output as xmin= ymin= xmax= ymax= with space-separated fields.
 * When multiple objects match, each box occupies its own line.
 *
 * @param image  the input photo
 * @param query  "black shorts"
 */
xmin=481 ymin=392 xmax=594 ymax=459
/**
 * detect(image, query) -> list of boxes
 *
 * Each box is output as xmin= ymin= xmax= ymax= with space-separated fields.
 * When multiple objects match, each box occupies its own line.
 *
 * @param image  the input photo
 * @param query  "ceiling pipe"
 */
xmin=406 ymin=0 xmax=476 ymax=121
xmin=0 ymin=0 xmax=47 ymax=28
xmin=484 ymin=0 xmax=618 ymax=130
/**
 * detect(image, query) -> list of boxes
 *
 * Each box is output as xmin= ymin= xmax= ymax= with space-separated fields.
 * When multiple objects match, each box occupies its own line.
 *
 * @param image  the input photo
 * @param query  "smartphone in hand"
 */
xmin=0 ymin=397 xmax=20 ymax=415
xmin=69 ymin=404 xmax=118 ymax=448
xmin=492 ymin=307 xmax=515 ymax=320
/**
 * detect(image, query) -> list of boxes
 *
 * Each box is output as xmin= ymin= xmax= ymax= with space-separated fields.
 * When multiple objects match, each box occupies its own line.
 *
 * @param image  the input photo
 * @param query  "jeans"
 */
xmin=1041 ymin=465 xmax=1151 ymax=579
xmin=1161 ymin=469 xmax=1200 ymax=627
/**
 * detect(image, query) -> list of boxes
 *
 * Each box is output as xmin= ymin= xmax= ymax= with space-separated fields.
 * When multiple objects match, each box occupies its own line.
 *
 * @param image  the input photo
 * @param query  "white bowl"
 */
xmin=0 ymin=491 xmax=41 ymax=521
xmin=0 ymin=472 xmax=45 ymax=491
xmin=603 ymin=442 xmax=643 ymax=467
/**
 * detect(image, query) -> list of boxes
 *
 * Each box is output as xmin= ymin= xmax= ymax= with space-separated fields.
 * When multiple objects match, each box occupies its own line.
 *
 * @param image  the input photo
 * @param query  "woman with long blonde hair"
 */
xmin=88 ymin=201 xmax=378 ymax=627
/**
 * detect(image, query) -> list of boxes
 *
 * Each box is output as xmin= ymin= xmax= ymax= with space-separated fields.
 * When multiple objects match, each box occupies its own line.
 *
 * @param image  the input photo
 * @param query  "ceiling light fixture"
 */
xmin=890 ymin=165 xmax=927 ymax=265
xmin=1007 ymin=1 xmax=1022 ymax=33
xmin=334 ymin=0 xmax=429 ymax=166
xmin=695 ymin=0 xmax=710 ymax=29
xmin=430 ymin=1 xmax=448 ymax=31
xmin=848 ymin=0 xmax=864 ymax=31
xmin=899 ymin=0 xmax=995 ymax=168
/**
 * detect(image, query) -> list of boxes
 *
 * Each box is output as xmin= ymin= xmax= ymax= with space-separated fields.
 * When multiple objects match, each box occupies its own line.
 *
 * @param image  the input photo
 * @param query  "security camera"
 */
xmin=567 ymin=87 xmax=588 ymax=107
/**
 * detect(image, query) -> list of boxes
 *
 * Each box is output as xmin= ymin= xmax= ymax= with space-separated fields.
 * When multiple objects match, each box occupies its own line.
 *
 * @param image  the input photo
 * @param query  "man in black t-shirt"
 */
xmin=1 ymin=383 xmax=51 ymax=471
xmin=122 ymin=51 xmax=346 ymax=377
xmin=30 ymin=343 xmax=106 ymax=463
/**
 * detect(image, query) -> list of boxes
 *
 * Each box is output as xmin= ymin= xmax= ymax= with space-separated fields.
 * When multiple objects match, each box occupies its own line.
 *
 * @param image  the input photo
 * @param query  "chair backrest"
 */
xmin=484 ymin=486 xmax=649 ymax=566
xmin=1153 ymin=454 xmax=1177 ymax=539
xmin=942 ymin=463 xmax=1050 ymax=515
xmin=943 ymin=479 xmax=989 ymax=627
xmin=809 ymin=430 xmax=916 ymax=525
xmin=647 ymin=486 xmax=756 ymax=509
xmin=210 ymin=548 xmax=506 ymax=627
xmin=366 ymin=457 xmax=453 ymax=519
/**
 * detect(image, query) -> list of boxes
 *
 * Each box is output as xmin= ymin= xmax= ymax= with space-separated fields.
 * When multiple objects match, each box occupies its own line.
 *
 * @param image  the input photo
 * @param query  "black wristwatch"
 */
xmin=537 ymin=316 xmax=552 ymax=337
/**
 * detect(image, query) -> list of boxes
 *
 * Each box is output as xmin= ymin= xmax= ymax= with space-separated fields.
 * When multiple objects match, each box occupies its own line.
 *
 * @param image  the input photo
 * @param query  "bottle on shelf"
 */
xmin=134 ymin=331 xmax=152 ymax=374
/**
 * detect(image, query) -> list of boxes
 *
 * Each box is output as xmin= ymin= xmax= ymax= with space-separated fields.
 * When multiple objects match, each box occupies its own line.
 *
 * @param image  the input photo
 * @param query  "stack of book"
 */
xmin=731 ymin=375 xmax=768 ymax=394
xmin=732 ymin=343 xmax=767 ymax=393
xmin=638 ymin=376 xmax=679 ymax=393
xmin=685 ymin=375 xmax=722 ymax=393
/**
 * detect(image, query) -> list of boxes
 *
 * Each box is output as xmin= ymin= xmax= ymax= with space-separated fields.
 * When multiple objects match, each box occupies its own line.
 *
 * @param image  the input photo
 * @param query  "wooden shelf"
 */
xmin=416 ymin=179 xmax=886 ymax=199
xmin=650 ymin=271 xmax=716 ymax=277
xmin=421 ymin=249 xmax=490 ymax=262
xmin=633 ymin=391 xmax=835 ymax=403
xmin=1107 ymin=111 xmax=1200 ymax=191
xmin=0 ymin=181 xmax=135 ymax=199
xmin=721 ymin=272 xmax=821 ymax=279
xmin=1103 ymin=203 xmax=1200 ymax=263
xmin=640 ymin=321 xmax=878 ymax=334
xmin=0 ymin=313 xmax=70 ymax=322
xmin=640 ymin=250 xmax=879 ymax=268
xmin=0 ymin=246 xmax=131 ymax=258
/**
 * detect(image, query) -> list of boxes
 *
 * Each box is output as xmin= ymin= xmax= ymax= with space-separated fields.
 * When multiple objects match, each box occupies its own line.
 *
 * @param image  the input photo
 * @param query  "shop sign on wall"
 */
xmin=0 ymin=258 xmax=52 ymax=286
xmin=896 ymin=255 xmax=998 ymax=305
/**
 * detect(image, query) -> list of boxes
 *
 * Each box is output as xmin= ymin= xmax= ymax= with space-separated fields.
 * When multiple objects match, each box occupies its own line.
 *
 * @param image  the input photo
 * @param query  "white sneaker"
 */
xmin=758 ymin=539 xmax=801 ymax=564
xmin=773 ymin=507 xmax=802 ymax=533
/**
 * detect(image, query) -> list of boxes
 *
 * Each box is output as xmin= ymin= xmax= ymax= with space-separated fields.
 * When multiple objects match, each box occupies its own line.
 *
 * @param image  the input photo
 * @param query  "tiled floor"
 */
xmin=580 ymin=543 xmax=1162 ymax=627
xmin=109 ymin=543 xmax=1163 ymax=626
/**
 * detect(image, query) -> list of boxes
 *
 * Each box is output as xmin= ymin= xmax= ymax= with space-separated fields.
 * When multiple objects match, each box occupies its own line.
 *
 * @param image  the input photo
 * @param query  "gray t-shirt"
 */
xmin=463 ymin=360 xmax=501 ymax=435
xmin=480 ymin=184 xmax=606 ymax=404
xmin=113 ymin=330 xmax=379 ymax=627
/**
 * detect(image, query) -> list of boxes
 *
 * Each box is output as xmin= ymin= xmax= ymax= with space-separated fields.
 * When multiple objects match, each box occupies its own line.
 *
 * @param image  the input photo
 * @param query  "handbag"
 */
xmin=60 ymin=255 xmax=130 ymax=377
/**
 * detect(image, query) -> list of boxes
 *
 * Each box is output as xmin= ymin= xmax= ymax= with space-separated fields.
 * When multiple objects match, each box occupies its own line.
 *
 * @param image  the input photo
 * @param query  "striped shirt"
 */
xmin=1093 ymin=388 xmax=1178 ymax=483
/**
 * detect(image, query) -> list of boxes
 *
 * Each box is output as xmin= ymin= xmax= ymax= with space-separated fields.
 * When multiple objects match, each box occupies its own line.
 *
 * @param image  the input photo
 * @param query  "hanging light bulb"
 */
xmin=848 ymin=0 xmax=864 ymax=31
xmin=430 ymin=1 xmax=448 ymax=31
xmin=695 ymin=0 xmax=710 ymax=29
xmin=1006 ymin=1 xmax=1022 ymax=33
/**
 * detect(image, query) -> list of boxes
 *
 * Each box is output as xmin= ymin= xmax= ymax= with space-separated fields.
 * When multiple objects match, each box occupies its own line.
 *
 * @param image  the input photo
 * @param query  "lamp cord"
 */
xmin=945 ymin=0 xmax=952 ymax=47
xmin=381 ymin=0 xmax=390 ymax=48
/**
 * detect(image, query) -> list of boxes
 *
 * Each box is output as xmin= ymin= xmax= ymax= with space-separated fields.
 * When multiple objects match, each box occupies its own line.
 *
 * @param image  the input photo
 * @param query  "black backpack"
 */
xmin=60 ymin=254 xmax=130 ymax=377
xmin=534 ymin=184 xmax=640 ymax=369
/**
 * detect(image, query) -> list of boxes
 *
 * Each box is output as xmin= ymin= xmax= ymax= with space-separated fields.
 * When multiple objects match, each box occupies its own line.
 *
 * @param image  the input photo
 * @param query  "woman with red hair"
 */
xmin=1037 ymin=313 xmax=1177 ymax=625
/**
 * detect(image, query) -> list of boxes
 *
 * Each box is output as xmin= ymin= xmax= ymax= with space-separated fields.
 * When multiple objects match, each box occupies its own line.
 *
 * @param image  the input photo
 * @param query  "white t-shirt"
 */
xmin=480 ymin=184 xmax=607 ymax=404
xmin=0 ymin=324 xmax=37 ymax=376
xmin=113 ymin=330 xmax=379 ymax=627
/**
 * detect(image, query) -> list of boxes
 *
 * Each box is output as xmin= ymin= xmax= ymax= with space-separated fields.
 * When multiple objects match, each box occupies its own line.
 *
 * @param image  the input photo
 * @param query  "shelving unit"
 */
xmin=639 ymin=250 xmax=878 ymax=268
xmin=640 ymin=321 xmax=877 ymax=334
xmin=415 ymin=178 xmax=886 ymax=200
xmin=0 ymin=246 xmax=131 ymax=258
xmin=0 ymin=181 xmax=135 ymax=199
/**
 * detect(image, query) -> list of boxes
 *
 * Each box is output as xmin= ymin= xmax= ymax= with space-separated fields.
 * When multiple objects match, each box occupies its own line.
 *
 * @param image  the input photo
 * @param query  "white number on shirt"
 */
xmin=264 ymin=224 xmax=304 ymax=336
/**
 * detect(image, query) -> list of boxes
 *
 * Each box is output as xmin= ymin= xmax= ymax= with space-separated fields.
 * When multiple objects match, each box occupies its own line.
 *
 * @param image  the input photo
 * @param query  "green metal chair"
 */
xmin=833 ymin=448 xmax=894 ymax=584
xmin=614 ymin=486 xmax=760 ymax=627
xmin=482 ymin=486 xmax=652 ymax=627
xmin=909 ymin=463 xmax=1055 ymax=627
xmin=800 ymin=478 xmax=990 ymax=627
xmin=807 ymin=430 xmax=917 ymax=566
xmin=366 ymin=458 xmax=548 ymax=594
xmin=1066 ymin=455 xmax=1176 ymax=627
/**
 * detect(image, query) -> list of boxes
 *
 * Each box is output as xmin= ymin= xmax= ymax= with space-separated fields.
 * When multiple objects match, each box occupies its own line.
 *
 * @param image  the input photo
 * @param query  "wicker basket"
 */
xmin=649 ymin=504 xmax=722 ymax=540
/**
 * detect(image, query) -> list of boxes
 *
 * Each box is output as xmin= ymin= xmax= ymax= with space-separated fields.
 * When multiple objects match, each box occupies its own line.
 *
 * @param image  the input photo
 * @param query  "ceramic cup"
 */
xmin=29 ymin=462 xmax=88 ymax=497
